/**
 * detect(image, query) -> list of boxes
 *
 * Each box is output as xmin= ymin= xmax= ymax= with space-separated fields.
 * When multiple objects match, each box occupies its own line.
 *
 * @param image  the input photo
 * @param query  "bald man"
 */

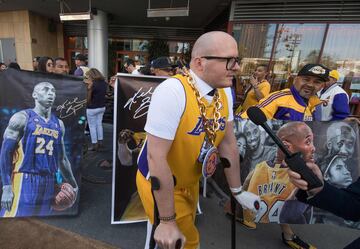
xmin=136 ymin=31 xmax=260 ymax=249
xmin=0 ymin=82 xmax=78 ymax=217
xmin=242 ymin=122 xmax=316 ymax=249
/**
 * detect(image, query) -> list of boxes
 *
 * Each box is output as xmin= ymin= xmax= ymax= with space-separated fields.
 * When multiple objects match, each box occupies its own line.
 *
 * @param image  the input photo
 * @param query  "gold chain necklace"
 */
xmin=182 ymin=68 xmax=222 ymax=146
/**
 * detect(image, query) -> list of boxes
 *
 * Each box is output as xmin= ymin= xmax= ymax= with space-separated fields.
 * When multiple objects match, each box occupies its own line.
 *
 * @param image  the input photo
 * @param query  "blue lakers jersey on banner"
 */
xmin=14 ymin=109 xmax=62 ymax=175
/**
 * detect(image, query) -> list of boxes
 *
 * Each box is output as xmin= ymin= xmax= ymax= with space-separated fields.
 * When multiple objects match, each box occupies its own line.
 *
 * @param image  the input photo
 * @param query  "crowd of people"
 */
xmin=1 ymin=33 xmax=359 ymax=249
xmin=122 ymin=56 xmax=186 ymax=77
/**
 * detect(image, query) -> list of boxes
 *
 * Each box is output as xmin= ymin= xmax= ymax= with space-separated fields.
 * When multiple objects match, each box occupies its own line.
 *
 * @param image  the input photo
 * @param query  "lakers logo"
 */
xmin=202 ymin=147 xmax=218 ymax=178
xmin=309 ymin=66 xmax=326 ymax=75
xmin=188 ymin=116 xmax=226 ymax=136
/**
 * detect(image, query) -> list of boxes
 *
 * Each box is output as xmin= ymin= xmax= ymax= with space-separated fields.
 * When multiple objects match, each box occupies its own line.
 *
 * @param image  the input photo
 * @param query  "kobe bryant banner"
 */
xmin=112 ymin=73 xmax=166 ymax=224
xmin=212 ymin=118 xmax=360 ymax=229
xmin=0 ymin=68 xmax=86 ymax=217
xmin=111 ymin=72 xmax=360 ymax=230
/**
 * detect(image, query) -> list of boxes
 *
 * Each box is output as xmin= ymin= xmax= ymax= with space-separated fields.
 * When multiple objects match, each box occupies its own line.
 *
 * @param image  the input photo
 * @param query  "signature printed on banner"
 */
xmin=56 ymin=97 xmax=87 ymax=119
xmin=124 ymin=87 xmax=154 ymax=119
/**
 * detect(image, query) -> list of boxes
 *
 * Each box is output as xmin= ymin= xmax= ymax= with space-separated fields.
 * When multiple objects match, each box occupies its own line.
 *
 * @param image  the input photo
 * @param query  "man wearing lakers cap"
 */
xmin=136 ymin=31 xmax=260 ymax=249
xmin=239 ymin=63 xmax=330 ymax=121
xmin=317 ymin=69 xmax=350 ymax=121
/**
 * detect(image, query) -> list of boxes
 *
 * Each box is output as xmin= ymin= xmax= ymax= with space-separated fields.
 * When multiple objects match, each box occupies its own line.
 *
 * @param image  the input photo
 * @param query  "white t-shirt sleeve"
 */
xmin=144 ymin=78 xmax=185 ymax=140
xmin=224 ymin=87 xmax=234 ymax=122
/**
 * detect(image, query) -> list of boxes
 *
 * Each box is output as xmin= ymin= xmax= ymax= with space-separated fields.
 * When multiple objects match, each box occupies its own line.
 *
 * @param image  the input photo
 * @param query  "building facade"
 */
xmin=229 ymin=0 xmax=360 ymax=114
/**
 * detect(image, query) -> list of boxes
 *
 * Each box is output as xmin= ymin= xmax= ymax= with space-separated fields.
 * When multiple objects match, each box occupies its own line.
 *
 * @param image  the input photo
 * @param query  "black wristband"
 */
xmin=232 ymin=190 xmax=243 ymax=196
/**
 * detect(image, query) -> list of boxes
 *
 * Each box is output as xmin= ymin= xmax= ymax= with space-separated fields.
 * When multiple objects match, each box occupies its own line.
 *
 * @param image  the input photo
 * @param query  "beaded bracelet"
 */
xmin=159 ymin=213 xmax=176 ymax=222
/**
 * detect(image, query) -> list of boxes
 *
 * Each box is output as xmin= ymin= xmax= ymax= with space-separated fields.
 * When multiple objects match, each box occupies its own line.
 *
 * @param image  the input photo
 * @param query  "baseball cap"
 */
xmin=151 ymin=57 xmax=173 ymax=69
xmin=322 ymin=155 xmax=347 ymax=179
xmin=329 ymin=70 xmax=340 ymax=81
xmin=75 ymin=54 xmax=87 ymax=62
xmin=297 ymin=63 xmax=330 ymax=82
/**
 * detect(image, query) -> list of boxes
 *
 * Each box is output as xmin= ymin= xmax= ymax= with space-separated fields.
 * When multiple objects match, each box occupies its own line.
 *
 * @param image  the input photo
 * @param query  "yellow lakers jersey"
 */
xmin=246 ymin=161 xmax=295 ymax=223
xmin=239 ymin=86 xmax=322 ymax=121
xmin=236 ymin=80 xmax=271 ymax=114
xmin=166 ymin=74 xmax=229 ymax=187
xmin=137 ymin=74 xmax=229 ymax=188
xmin=132 ymin=132 xmax=146 ymax=150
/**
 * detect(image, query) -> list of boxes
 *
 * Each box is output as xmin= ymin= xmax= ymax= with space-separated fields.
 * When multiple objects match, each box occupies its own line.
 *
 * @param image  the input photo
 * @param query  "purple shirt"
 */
xmin=74 ymin=67 xmax=84 ymax=76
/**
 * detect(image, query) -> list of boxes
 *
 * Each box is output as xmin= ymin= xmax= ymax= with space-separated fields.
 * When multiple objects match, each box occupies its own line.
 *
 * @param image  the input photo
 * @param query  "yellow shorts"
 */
xmin=136 ymin=171 xmax=200 ymax=249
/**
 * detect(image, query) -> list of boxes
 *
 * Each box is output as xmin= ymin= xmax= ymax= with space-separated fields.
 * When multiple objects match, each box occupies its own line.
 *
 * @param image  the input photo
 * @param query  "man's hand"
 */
xmin=52 ymin=183 xmax=77 ymax=211
xmin=288 ymin=162 xmax=324 ymax=196
xmin=234 ymin=190 xmax=260 ymax=213
xmin=1 ymin=185 xmax=14 ymax=212
xmin=154 ymin=221 xmax=185 ymax=249
xmin=249 ymin=75 xmax=258 ymax=88
xmin=109 ymin=75 xmax=117 ymax=88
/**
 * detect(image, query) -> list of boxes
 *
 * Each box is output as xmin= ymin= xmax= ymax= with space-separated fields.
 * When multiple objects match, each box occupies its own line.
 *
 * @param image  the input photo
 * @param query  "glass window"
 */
xmin=124 ymin=40 xmax=131 ymax=51
xmin=169 ymin=42 xmax=180 ymax=53
xmin=272 ymin=24 xmax=326 ymax=80
xmin=233 ymin=24 xmax=276 ymax=75
xmin=67 ymin=37 xmax=87 ymax=49
xmin=321 ymin=24 xmax=360 ymax=92
xmin=0 ymin=38 xmax=16 ymax=64
xmin=133 ymin=40 xmax=149 ymax=51
xmin=110 ymin=39 xmax=149 ymax=51
xmin=183 ymin=43 xmax=190 ymax=54
xmin=83 ymin=37 xmax=88 ymax=49
xmin=74 ymin=37 xmax=86 ymax=49
xmin=168 ymin=42 xmax=190 ymax=54
xmin=232 ymin=24 xmax=276 ymax=102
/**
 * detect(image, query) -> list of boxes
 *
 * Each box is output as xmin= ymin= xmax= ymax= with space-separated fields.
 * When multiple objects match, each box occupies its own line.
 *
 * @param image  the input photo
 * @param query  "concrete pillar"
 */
xmin=87 ymin=9 xmax=108 ymax=78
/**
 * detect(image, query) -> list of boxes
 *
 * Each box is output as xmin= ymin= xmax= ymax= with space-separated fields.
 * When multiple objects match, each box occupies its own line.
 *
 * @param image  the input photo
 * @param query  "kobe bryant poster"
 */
xmin=111 ymin=72 xmax=360 ymax=231
xmin=0 ymin=68 xmax=86 ymax=217
xmin=112 ymin=73 xmax=166 ymax=224
xmin=212 ymin=118 xmax=360 ymax=229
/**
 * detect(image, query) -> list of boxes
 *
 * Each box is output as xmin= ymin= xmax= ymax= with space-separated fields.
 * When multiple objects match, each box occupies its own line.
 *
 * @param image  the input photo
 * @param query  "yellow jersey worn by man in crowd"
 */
xmin=243 ymin=122 xmax=316 ymax=249
xmin=236 ymin=64 xmax=271 ymax=113
xmin=136 ymin=31 xmax=260 ymax=249
xmin=240 ymin=63 xmax=329 ymax=121
xmin=316 ymin=69 xmax=350 ymax=121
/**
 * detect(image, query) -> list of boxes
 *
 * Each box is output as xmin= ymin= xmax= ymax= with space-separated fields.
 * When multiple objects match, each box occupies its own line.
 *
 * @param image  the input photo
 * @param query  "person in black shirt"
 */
xmin=84 ymin=68 xmax=108 ymax=151
xmin=289 ymin=164 xmax=360 ymax=249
